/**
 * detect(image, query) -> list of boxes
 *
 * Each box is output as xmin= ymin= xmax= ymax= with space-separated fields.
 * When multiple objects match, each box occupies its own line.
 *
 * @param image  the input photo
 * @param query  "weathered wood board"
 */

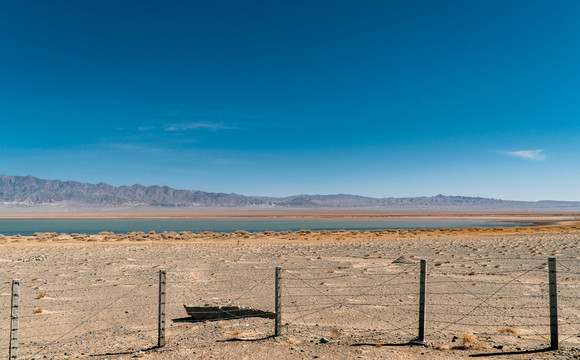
xmin=184 ymin=305 xmax=276 ymax=321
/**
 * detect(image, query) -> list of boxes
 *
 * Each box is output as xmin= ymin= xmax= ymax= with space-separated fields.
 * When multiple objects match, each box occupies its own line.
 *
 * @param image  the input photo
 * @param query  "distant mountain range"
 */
xmin=1 ymin=175 xmax=580 ymax=211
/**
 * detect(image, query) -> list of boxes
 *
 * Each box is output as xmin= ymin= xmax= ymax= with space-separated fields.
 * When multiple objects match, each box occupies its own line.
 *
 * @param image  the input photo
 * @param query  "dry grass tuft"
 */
xmin=33 ymin=307 xmax=44 ymax=314
xmin=452 ymin=333 xmax=478 ymax=349
xmin=36 ymin=293 xmax=47 ymax=299
xmin=460 ymin=333 xmax=477 ymax=344
xmin=499 ymin=327 xmax=520 ymax=334
xmin=330 ymin=327 xmax=341 ymax=338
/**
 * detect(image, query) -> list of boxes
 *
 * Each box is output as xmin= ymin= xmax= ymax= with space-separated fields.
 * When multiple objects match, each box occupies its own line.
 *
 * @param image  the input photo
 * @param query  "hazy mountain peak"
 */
xmin=1 ymin=175 xmax=579 ymax=211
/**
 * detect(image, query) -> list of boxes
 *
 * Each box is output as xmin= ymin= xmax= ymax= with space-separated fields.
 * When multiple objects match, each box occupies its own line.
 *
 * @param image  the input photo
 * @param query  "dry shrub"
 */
xmin=36 ymin=293 xmax=47 ymax=299
xmin=330 ymin=327 xmax=341 ymax=338
xmin=452 ymin=333 xmax=478 ymax=350
xmin=460 ymin=333 xmax=477 ymax=344
xmin=33 ymin=308 xmax=44 ymax=314
xmin=499 ymin=327 xmax=520 ymax=334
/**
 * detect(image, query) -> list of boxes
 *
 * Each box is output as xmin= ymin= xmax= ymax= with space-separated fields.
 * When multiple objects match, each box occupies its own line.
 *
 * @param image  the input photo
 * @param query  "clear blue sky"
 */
xmin=1 ymin=0 xmax=579 ymax=201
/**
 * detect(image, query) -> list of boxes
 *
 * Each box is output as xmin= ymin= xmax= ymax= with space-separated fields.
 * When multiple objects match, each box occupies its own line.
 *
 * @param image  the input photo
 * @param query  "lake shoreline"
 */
xmin=2 ymin=222 xmax=579 ymax=242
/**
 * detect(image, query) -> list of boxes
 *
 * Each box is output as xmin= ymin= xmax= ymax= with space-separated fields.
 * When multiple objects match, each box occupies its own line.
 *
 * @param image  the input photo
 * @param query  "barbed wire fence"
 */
xmin=277 ymin=256 xmax=579 ymax=352
xmin=2 ymin=255 xmax=579 ymax=358
xmin=281 ymin=260 xmax=422 ymax=344
xmin=6 ymin=268 xmax=158 ymax=359
xmin=163 ymin=259 xmax=278 ymax=348
xmin=425 ymin=257 xmax=579 ymax=350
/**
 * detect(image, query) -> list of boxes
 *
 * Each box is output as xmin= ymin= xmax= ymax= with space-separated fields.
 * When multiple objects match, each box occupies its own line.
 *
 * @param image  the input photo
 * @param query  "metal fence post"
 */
xmin=9 ymin=279 xmax=20 ymax=360
xmin=158 ymin=269 xmax=167 ymax=348
xmin=275 ymin=266 xmax=282 ymax=337
xmin=418 ymin=260 xmax=426 ymax=343
xmin=548 ymin=257 xmax=558 ymax=350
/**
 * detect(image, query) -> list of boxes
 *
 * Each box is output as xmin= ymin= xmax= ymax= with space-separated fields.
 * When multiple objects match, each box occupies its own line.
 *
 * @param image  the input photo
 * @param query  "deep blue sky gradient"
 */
xmin=1 ymin=1 xmax=579 ymax=200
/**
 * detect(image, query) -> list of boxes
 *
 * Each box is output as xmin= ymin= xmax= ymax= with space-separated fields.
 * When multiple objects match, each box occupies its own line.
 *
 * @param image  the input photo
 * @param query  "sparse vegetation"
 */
xmin=499 ymin=327 xmax=521 ymax=334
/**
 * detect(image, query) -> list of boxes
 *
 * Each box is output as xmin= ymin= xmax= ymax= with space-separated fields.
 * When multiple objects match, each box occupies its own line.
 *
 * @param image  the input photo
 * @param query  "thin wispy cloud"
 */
xmin=102 ymin=143 xmax=165 ymax=153
xmin=502 ymin=149 xmax=545 ymax=161
xmin=163 ymin=122 xmax=237 ymax=132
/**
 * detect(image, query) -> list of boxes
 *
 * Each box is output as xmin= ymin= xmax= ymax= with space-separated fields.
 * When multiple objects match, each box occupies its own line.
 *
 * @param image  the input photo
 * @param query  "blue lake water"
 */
xmin=0 ymin=218 xmax=532 ymax=236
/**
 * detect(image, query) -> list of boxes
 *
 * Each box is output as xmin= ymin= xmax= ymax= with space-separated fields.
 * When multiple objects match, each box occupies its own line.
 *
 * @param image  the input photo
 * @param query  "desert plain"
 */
xmin=0 ymin=213 xmax=579 ymax=359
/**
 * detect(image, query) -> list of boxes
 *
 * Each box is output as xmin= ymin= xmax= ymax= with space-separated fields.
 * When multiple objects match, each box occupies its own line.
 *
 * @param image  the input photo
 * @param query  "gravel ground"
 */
xmin=0 ymin=225 xmax=579 ymax=359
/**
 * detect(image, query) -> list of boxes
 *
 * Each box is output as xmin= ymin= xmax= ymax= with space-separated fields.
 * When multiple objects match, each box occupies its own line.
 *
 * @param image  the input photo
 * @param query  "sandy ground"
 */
xmin=0 ymin=223 xmax=579 ymax=359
